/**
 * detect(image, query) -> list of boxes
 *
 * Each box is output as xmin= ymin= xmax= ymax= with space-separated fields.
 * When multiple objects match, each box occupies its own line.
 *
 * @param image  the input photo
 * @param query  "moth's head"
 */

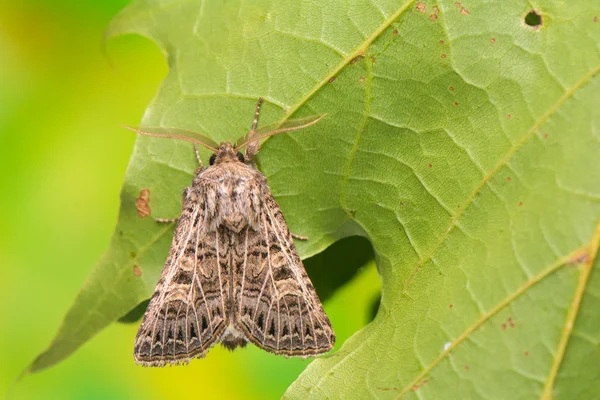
xmin=209 ymin=141 xmax=245 ymax=166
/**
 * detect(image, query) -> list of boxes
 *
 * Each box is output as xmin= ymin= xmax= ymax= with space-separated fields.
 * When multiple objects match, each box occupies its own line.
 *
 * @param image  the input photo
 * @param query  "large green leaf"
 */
xmin=28 ymin=0 xmax=600 ymax=398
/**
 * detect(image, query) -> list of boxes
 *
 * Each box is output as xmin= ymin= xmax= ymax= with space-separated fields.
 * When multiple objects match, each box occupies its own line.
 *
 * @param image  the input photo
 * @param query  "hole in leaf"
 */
xmin=525 ymin=10 xmax=542 ymax=27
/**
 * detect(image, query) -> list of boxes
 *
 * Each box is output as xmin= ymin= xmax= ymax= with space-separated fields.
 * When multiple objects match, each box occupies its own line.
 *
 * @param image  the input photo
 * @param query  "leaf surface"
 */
xmin=29 ymin=0 xmax=600 ymax=399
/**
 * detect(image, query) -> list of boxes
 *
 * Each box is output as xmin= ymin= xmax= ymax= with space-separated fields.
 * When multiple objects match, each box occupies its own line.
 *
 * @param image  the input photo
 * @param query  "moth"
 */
xmin=124 ymin=98 xmax=335 ymax=366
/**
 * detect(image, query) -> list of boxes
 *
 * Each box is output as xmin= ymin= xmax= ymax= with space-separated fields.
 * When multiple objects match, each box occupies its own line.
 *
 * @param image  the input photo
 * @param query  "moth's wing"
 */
xmin=234 ymin=190 xmax=335 ymax=357
xmin=134 ymin=189 xmax=229 ymax=366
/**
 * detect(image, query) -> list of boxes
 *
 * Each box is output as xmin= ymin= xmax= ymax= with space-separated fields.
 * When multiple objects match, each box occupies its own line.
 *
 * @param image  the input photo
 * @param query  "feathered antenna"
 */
xmin=122 ymin=99 xmax=326 ymax=156
xmin=121 ymin=125 xmax=219 ymax=152
xmin=234 ymin=114 xmax=327 ymax=151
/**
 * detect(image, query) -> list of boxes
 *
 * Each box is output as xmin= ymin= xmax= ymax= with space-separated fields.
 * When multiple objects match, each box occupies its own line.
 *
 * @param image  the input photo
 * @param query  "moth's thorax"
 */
xmin=188 ymin=153 xmax=265 ymax=233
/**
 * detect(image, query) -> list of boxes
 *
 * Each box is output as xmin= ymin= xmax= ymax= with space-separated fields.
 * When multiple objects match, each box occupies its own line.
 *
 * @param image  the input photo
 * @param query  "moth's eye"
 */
xmin=236 ymin=151 xmax=245 ymax=163
xmin=209 ymin=153 xmax=217 ymax=165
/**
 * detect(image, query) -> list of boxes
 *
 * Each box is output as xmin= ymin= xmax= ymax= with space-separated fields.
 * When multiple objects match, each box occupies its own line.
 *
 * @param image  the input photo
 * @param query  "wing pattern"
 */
xmin=234 ymin=190 xmax=335 ymax=356
xmin=134 ymin=189 xmax=230 ymax=366
xmin=134 ymin=169 xmax=334 ymax=364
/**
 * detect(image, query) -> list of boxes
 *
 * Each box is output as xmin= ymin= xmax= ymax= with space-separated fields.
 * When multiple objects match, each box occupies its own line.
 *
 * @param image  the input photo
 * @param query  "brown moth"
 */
xmin=123 ymin=98 xmax=334 ymax=366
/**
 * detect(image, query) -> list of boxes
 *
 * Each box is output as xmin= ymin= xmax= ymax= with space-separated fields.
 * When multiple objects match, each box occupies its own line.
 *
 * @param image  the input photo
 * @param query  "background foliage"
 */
xmin=1 ymin=4 xmax=378 ymax=399
xmin=3 ymin=0 xmax=600 ymax=399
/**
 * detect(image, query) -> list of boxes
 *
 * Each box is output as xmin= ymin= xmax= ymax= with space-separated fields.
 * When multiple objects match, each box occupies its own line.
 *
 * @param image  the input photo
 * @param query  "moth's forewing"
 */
xmin=122 ymin=125 xmax=219 ymax=151
xmin=234 ymin=114 xmax=326 ymax=150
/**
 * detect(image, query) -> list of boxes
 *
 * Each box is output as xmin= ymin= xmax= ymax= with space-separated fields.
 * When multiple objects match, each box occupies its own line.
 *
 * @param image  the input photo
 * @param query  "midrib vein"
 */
xmin=402 ymin=63 xmax=600 ymax=293
xmin=392 ymin=64 xmax=600 ymax=398
xmin=394 ymin=242 xmax=595 ymax=399
xmin=282 ymin=0 xmax=417 ymax=121
xmin=540 ymin=219 xmax=600 ymax=399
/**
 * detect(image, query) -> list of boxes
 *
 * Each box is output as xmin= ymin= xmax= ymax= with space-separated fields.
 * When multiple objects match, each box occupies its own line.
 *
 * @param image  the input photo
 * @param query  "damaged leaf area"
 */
xmin=29 ymin=0 xmax=600 ymax=398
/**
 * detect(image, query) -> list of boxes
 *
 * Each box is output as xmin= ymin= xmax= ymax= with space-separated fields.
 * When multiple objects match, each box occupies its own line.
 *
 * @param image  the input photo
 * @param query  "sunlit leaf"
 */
xmin=29 ymin=0 xmax=600 ymax=399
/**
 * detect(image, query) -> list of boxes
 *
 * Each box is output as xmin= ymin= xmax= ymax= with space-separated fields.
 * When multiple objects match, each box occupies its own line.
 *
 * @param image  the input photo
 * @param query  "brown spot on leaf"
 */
xmin=350 ymin=54 xmax=364 ymax=64
xmin=133 ymin=265 xmax=142 ymax=277
xmin=393 ymin=29 xmax=399 ymax=35
xmin=524 ymin=351 xmax=530 ymax=356
xmin=359 ymin=76 xmax=365 ymax=82
xmin=454 ymin=2 xmax=461 ymax=7
xmin=449 ymin=86 xmax=454 ymax=91
xmin=502 ymin=323 xmax=507 ymax=330
xmin=449 ymin=304 xmax=453 ymax=309
xmin=441 ymin=53 xmax=447 ymax=58
xmin=416 ymin=2 xmax=426 ymax=13
xmin=518 ymin=201 xmax=523 ymax=207
xmin=370 ymin=55 xmax=376 ymax=63
xmin=570 ymin=250 xmax=590 ymax=265
xmin=465 ymin=365 xmax=470 ymax=371
xmin=430 ymin=13 xmax=438 ymax=21
xmin=491 ymin=38 xmax=496 ymax=44
xmin=453 ymin=101 xmax=459 ymax=106
xmin=428 ymin=163 xmax=432 ymax=168
xmin=328 ymin=76 xmax=337 ymax=83
xmin=135 ymin=189 xmax=151 ymax=218
xmin=594 ymin=16 xmax=598 ymax=22
xmin=440 ymin=40 xmax=445 ymax=45
xmin=506 ymin=176 xmax=512 ymax=182
xmin=506 ymin=114 xmax=512 ymax=120
xmin=543 ymin=133 xmax=549 ymax=138
xmin=413 ymin=380 xmax=429 ymax=391
xmin=460 ymin=6 xmax=470 ymax=15
xmin=430 ymin=6 xmax=439 ymax=20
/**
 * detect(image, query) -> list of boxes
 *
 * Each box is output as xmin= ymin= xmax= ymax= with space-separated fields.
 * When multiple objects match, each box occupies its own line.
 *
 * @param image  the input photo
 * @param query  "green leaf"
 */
xmin=29 ymin=0 xmax=600 ymax=398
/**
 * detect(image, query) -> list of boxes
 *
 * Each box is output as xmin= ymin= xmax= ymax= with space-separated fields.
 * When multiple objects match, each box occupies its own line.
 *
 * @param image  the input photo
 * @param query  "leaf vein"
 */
xmin=401 ymin=63 xmax=600 ymax=293
xmin=395 ymin=242 xmax=594 ymax=399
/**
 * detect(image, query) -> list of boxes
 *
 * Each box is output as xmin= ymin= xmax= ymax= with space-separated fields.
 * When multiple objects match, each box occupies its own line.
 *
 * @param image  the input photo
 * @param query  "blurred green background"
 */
xmin=0 ymin=1 xmax=379 ymax=398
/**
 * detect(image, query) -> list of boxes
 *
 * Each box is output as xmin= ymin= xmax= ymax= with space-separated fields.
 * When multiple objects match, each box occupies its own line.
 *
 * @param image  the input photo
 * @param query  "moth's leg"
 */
xmin=155 ymin=217 xmax=179 ymax=224
xmin=245 ymin=97 xmax=264 ymax=163
xmin=193 ymin=143 xmax=204 ymax=167
xmin=291 ymin=233 xmax=308 ymax=241
xmin=153 ymin=187 xmax=188 ymax=224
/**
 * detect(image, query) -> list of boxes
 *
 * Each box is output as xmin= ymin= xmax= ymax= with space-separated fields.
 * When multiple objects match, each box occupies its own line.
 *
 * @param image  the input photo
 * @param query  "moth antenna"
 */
xmin=121 ymin=125 xmax=219 ymax=152
xmin=245 ymin=98 xmax=264 ymax=162
xmin=235 ymin=114 xmax=327 ymax=152
xmin=251 ymin=98 xmax=263 ymax=132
